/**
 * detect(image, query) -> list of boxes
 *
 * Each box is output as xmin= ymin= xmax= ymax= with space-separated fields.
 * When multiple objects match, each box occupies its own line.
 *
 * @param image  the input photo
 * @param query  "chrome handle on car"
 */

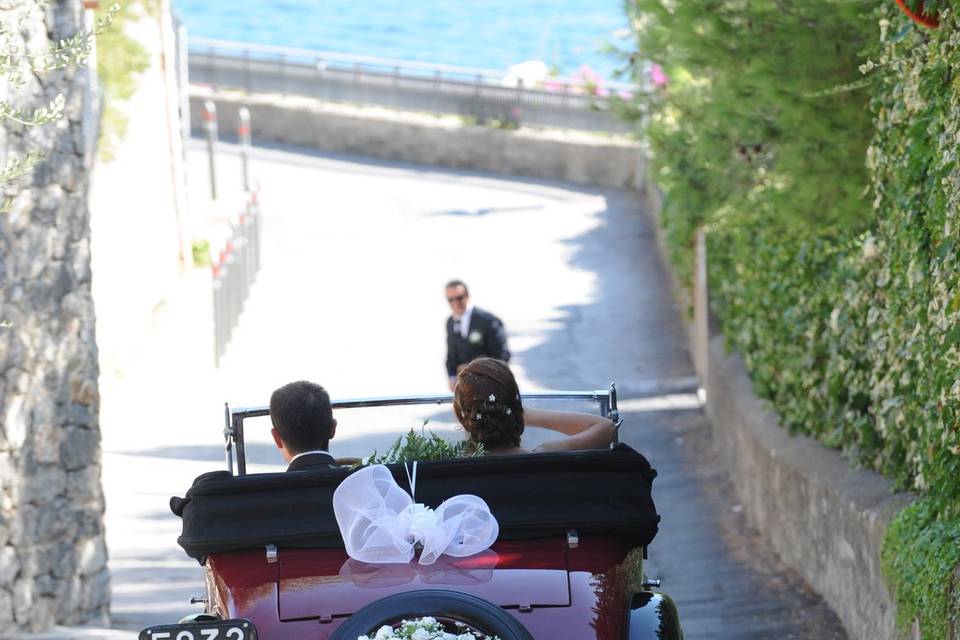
xmin=223 ymin=402 xmax=234 ymax=475
xmin=641 ymin=577 xmax=662 ymax=589
xmin=606 ymin=382 xmax=622 ymax=446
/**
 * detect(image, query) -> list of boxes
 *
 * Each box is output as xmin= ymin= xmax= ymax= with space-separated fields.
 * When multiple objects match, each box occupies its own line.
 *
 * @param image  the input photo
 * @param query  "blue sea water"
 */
xmin=174 ymin=0 xmax=631 ymax=79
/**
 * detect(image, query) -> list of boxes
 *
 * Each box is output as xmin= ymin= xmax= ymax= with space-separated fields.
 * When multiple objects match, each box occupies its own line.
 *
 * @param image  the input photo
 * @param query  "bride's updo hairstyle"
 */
xmin=453 ymin=357 xmax=525 ymax=450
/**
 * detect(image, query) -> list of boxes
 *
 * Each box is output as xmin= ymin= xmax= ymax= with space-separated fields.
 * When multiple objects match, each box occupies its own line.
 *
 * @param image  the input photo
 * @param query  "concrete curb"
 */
xmin=705 ymin=337 xmax=914 ymax=640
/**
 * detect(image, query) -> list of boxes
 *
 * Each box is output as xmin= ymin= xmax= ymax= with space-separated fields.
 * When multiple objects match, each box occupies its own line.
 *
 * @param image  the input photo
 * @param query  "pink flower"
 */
xmin=573 ymin=64 xmax=605 ymax=96
xmin=650 ymin=63 xmax=668 ymax=88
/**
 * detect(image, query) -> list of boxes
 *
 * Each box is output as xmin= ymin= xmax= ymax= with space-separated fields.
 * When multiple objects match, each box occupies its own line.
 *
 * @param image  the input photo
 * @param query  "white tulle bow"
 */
xmin=333 ymin=464 xmax=499 ymax=565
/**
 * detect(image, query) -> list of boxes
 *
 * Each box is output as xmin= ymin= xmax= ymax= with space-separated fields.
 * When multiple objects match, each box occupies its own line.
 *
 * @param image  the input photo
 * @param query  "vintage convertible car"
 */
xmin=140 ymin=387 xmax=682 ymax=640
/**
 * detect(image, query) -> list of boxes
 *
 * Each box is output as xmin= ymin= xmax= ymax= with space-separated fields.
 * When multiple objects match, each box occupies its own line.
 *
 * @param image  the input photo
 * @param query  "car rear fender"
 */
xmin=626 ymin=591 xmax=682 ymax=640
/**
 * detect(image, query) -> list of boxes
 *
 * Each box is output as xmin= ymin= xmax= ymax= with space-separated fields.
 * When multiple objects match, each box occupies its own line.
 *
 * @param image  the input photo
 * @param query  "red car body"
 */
xmin=203 ymin=537 xmax=648 ymax=639
xmin=146 ymin=391 xmax=682 ymax=640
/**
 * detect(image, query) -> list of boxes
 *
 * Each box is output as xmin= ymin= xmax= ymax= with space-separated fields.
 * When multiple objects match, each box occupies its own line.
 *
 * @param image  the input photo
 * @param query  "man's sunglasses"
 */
xmin=447 ymin=295 xmax=466 ymax=303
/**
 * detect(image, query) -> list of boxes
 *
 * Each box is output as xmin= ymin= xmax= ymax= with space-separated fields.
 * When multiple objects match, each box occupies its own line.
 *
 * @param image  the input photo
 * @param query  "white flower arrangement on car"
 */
xmin=358 ymin=616 xmax=499 ymax=640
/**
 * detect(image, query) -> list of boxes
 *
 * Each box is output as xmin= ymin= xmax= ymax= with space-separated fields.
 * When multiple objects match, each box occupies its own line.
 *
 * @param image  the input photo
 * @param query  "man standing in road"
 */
xmin=444 ymin=280 xmax=510 ymax=391
xmin=269 ymin=380 xmax=339 ymax=471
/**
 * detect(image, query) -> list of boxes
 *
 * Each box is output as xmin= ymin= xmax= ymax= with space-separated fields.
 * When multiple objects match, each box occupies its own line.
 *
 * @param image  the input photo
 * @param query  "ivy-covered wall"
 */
xmin=624 ymin=1 xmax=960 ymax=637
xmin=864 ymin=8 xmax=960 ymax=635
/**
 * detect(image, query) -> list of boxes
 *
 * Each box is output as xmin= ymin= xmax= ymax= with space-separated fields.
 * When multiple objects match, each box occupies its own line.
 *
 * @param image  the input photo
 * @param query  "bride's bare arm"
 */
xmin=523 ymin=408 xmax=615 ymax=452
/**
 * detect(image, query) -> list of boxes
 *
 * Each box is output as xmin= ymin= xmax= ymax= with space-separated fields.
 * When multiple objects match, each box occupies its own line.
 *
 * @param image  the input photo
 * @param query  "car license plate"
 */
xmin=138 ymin=619 xmax=257 ymax=640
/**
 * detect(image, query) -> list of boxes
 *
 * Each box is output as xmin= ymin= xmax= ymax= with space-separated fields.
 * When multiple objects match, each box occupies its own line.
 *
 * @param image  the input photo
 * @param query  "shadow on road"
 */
xmin=515 ymin=186 xmax=693 ymax=392
xmin=508 ymin=190 xmax=847 ymax=638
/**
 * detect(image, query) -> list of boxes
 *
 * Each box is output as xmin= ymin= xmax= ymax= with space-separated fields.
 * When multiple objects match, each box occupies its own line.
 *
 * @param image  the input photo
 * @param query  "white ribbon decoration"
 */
xmin=333 ymin=464 xmax=499 ymax=565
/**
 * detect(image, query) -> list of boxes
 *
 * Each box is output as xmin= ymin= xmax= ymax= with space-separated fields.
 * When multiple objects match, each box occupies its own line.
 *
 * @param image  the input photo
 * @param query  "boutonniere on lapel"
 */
xmin=468 ymin=330 xmax=483 ymax=344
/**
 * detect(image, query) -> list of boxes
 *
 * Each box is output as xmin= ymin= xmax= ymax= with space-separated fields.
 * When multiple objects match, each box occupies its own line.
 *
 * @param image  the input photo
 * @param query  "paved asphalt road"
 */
xmin=82 ymin=140 xmax=847 ymax=639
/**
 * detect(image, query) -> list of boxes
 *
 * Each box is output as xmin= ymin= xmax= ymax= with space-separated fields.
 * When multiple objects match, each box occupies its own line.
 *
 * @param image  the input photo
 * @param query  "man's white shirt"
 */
xmin=456 ymin=303 xmax=474 ymax=338
xmin=288 ymin=449 xmax=332 ymax=464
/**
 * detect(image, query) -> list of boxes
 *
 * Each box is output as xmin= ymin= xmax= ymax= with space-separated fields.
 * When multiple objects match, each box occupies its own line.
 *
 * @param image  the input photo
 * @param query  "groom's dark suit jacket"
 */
xmin=446 ymin=307 xmax=510 ymax=377
xmin=286 ymin=452 xmax=338 ymax=472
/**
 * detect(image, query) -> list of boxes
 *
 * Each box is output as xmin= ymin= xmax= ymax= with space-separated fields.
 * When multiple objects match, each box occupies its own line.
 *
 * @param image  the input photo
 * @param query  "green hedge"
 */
xmin=624 ymin=0 xmax=876 ymax=281
xmin=854 ymin=6 xmax=960 ymax=509
xmin=624 ymin=2 xmax=960 ymax=637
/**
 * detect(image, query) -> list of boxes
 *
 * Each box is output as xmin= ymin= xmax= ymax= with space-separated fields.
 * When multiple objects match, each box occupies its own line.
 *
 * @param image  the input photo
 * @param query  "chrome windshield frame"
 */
xmin=223 ymin=386 xmax=620 ymax=476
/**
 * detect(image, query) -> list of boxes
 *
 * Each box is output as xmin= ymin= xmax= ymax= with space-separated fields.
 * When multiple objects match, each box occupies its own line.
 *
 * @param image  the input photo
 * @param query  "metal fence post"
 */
xmin=203 ymin=99 xmax=218 ymax=200
xmin=315 ymin=58 xmax=327 ymax=101
xmin=238 ymin=107 xmax=252 ymax=192
xmin=353 ymin=62 xmax=361 ymax=101
xmin=241 ymin=212 xmax=253 ymax=294
xmin=210 ymin=195 xmax=263 ymax=366
xmin=474 ymin=73 xmax=482 ymax=121
xmin=225 ymin=243 xmax=238 ymax=331
xmin=243 ymin=49 xmax=251 ymax=93
xmin=392 ymin=65 xmax=400 ymax=108
xmin=514 ymin=77 xmax=524 ymax=126
xmin=213 ymin=262 xmax=223 ymax=366
xmin=251 ymin=193 xmax=261 ymax=275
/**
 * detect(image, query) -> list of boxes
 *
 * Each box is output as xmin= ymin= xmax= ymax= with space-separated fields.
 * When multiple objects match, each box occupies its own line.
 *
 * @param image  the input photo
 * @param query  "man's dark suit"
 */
xmin=286 ymin=451 xmax=338 ymax=472
xmin=446 ymin=307 xmax=510 ymax=378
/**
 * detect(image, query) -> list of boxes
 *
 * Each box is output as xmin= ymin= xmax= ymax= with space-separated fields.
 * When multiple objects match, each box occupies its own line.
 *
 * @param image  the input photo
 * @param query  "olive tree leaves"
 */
xmin=0 ymin=2 xmax=120 ymax=212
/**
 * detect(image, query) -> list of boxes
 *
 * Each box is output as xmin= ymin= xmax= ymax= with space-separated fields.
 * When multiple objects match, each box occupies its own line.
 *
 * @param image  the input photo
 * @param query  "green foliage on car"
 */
xmin=621 ymin=1 xmax=960 ymax=636
xmin=362 ymin=423 xmax=485 ymax=465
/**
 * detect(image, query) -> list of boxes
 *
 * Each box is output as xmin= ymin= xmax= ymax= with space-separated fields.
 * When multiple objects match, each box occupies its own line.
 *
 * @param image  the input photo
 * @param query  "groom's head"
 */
xmin=269 ymin=380 xmax=337 ymax=458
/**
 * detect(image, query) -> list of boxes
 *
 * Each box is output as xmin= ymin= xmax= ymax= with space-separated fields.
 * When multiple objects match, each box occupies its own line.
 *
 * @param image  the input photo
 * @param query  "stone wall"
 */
xmin=0 ymin=0 xmax=109 ymax=633
xmin=704 ymin=338 xmax=913 ymax=640
xmin=189 ymin=88 xmax=646 ymax=190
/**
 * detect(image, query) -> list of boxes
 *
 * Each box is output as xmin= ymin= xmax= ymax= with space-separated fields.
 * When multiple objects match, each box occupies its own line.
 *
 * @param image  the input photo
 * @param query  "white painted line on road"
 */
xmin=618 ymin=393 xmax=702 ymax=412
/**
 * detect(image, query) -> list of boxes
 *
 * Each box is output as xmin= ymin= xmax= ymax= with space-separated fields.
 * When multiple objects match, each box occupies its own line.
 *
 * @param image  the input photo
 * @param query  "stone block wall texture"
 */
xmin=0 ymin=0 xmax=109 ymax=633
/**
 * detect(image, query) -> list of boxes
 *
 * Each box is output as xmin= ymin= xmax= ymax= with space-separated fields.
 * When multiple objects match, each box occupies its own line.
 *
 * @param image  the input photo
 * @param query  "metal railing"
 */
xmin=187 ymin=38 xmax=637 ymax=134
xmin=212 ymin=193 xmax=262 ymax=366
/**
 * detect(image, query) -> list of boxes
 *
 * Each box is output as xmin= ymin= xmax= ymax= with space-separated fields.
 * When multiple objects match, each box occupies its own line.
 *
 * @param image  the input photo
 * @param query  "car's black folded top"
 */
xmin=171 ymin=444 xmax=659 ymax=562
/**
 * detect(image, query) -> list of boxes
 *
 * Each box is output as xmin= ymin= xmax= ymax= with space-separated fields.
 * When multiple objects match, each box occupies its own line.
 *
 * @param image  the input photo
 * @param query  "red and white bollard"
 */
xmin=238 ymin=107 xmax=252 ymax=192
xmin=203 ymin=99 xmax=219 ymax=200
